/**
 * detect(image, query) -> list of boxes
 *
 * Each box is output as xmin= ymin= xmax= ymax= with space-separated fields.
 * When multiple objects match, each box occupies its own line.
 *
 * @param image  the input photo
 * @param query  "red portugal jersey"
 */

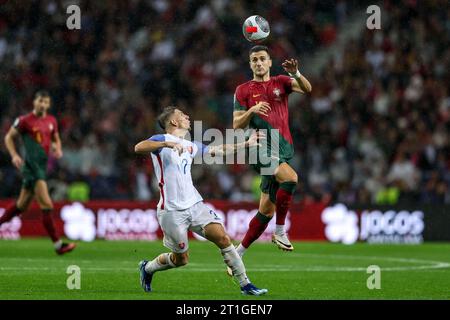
xmin=234 ymin=75 xmax=294 ymax=162
xmin=13 ymin=112 xmax=59 ymax=157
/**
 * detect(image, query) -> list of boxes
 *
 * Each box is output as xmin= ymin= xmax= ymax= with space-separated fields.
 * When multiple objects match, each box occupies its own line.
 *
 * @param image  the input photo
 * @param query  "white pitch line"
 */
xmin=1 ymin=253 xmax=449 ymax=272
xmin=290 ymin=253 xmax=450 ymax=266
xmin=1 ymin=263 xmax=449 ymax=273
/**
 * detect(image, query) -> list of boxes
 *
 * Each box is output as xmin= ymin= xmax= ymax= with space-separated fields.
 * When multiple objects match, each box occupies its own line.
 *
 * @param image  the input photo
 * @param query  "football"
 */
xmin=242 ymin=15 xmax=270 ymax=43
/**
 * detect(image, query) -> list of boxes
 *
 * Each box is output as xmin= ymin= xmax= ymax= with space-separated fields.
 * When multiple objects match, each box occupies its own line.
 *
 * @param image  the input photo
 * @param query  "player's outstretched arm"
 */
xmin=4 ymin=127 xmax=23 ymax=170
xmin=134 ymin=140 xmax=183 ymax=155
xmin=282 ymin=58 xmax=312 ymax=94
xmin=207 ymin=131 xmax=265 ymax=156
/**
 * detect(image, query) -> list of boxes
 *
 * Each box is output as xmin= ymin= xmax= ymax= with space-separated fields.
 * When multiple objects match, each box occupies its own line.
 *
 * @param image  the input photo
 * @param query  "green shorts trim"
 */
xmin=21 ymin=161 xmax=47 ymax=190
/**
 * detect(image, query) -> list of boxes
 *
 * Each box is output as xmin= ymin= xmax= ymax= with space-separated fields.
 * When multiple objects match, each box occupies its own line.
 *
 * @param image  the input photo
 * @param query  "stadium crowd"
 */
xmin=0 ymin=0 xmax=449 ymax=205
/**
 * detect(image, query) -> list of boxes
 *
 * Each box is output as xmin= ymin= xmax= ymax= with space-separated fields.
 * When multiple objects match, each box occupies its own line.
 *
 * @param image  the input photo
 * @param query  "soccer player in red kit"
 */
xmin=1 ymin=90 xmax=76 ymax=255
xmin=232 ymin=45 xmax=312 ymax=258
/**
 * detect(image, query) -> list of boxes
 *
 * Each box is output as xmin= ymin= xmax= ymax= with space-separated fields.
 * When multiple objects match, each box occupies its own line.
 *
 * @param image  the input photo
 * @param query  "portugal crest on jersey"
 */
xmin=273 ymin=88 xmax=281 ymax=97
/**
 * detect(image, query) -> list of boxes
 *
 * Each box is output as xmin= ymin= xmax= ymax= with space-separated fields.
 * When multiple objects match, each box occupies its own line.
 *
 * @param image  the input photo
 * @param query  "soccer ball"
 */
xmin=242 ymin=15 xmax=270 ymax=43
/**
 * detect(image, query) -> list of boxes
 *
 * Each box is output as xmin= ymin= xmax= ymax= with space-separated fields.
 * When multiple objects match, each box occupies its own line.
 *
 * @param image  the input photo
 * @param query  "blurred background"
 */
xmin=0 ymin=0 xmax=449 ymax=206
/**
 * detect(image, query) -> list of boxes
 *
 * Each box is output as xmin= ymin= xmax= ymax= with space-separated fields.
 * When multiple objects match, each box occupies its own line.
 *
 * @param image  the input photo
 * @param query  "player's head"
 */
xmin=33 ymin=90 xmax=51 ymax=116
xmin=157 ymin=106 xmax=191 ymax=133
xmin=249 ymin=45 xmax=272 ymax=78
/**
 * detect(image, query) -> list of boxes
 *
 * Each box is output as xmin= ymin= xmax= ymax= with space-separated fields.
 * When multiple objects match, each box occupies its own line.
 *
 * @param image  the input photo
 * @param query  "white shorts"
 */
xmin=157 ymin=201 xmax=223 ymax=253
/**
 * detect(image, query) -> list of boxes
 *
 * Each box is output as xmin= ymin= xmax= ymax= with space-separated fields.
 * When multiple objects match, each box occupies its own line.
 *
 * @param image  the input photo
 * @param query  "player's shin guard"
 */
xmin=145 ymin=253 xmax=176 ymax=273
xmin=0 ymin=204 xmax=23 ymax=225
xmin=275 ymin=182 xmax=296 ymax=229
xmin=41 ymin=209 xmax=60 ymax=243
xmin=241 ymin=211 xmax=272 ymax=249
xmin=220 ymin=245 xmax=250 ymax=286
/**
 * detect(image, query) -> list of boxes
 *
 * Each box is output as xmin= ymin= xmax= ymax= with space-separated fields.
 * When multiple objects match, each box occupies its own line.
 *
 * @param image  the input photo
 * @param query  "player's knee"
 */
xmin=41 ymin=206 xmax=54 ymax=212
xmin=38 ymin=198 xmax=53 ymax=211
xmin=175 ymin=259 xmax=188 ymax=267
xmin=283 ymin=172 xmax=298 ymax=184
xmin=217 ymin=234 xmax=232 ymax=248
xmin=16 ymin=201 xmax=28 ymax=212
xmin=291 ymin=173 xmax=298 ymax=184
xmin=173 ymin=253 xmax=189 ymax=267
xmin=258 ymin=209 xmax=274 ymax=219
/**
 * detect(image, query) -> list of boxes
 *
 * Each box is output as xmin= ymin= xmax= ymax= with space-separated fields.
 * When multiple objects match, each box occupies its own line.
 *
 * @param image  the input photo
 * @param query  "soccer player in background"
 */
xmin=134 ymin=106 xmax=268 ymax=295
xmin=232 ymin=45 xmax=312 ymax=255
xmin=0 ymin=90 xmax=76 ymax=255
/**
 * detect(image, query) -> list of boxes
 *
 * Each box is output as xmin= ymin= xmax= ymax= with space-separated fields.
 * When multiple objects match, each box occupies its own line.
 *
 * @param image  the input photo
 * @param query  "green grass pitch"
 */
xmin=0 ymin=239 xmax=449 ymax=300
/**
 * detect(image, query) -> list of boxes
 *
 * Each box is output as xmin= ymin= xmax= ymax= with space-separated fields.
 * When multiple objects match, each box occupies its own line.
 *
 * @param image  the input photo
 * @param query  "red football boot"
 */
xmin=56 ymin=242 xmax=77 ymax=255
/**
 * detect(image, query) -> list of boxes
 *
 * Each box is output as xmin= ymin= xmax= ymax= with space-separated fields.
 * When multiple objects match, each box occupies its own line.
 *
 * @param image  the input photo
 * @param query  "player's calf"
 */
xmin=239 ymin=211 xmax=273 ymax=255
xmin=0 ymin=203 xmax=24 ymax=225
xmin=172 ymin=252 xmax=189 ymax=267
xmin=274 ymin=181 xmax=296 ymax=234
xmin=144 ymin=252 xmax=178 ymax=274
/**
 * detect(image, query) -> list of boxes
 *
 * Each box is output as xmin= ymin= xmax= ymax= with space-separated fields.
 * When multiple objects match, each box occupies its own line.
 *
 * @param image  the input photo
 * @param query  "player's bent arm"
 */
xmin=134 ymin=140 xmax=168 ymax=154
xmin=291 ymin=73 xmax=312 ymax=94
xmin=233 ymin=102 xmax=271 ymax=129
xmin=233 ymin=110 xmax=253 ymax=129
xmin=4 ymin=127 xmax=20 ymax=158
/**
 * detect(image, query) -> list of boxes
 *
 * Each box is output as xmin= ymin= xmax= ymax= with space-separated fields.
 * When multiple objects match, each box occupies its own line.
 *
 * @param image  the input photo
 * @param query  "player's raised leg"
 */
xmin=203 ymin=222 xmax=268 ymax=296
xmin=34 ymin=180 xmax=76 ymax=255
xmin=272 ymin=162 xmax=297 ymax=251
xmin=0 ymin=188 xmax=33 ymax=225
xmin=235 ymin=192 xmax=275 ymax=258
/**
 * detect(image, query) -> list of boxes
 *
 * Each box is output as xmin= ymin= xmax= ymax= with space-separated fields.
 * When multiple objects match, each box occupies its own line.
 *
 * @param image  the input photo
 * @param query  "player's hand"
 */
xmin=53 ymin=148 xmax=63 ymax=159
xmin=250 ymin=101 xmax=271 ymax=117
xmin=247 ymin=130 xmax=266 ymax=147
xmin=165 ymin=141 xmax=184 ymax=155
xmin=12 ymin=155 xmax=23 ymax=170
xmin=282 ymin=58 xmax=299 ymax=74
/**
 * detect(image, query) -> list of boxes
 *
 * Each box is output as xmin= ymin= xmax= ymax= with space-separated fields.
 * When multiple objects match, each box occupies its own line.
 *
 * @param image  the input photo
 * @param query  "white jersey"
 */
xmin=149 ymin=133 xmax=208 ymax=211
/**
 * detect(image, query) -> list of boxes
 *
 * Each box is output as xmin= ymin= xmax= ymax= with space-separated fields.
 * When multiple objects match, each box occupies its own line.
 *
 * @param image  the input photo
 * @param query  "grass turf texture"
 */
xmin=0 ymin=239 xmax=449 ymax=300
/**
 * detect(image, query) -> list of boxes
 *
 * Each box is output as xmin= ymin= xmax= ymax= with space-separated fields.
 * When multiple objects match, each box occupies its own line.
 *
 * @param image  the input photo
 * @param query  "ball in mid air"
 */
xmin=242 ymin=15 xmax=270 ymax=43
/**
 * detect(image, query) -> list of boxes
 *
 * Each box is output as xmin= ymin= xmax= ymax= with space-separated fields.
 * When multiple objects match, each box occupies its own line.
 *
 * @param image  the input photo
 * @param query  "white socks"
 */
xmin=53 ymin=239 xmax=63 ymax=250
xmin=236 ymin=243 xmax=246 ymax=257
xmin=145 ymin=247 xmax=252 ymax=287
xmin=145 ymin=253 xmax=176 ymax=274
xmin=275 ymin=224 xmax=285 ymax=236
xmin=221 ymin=245 xmax=250 ymax=286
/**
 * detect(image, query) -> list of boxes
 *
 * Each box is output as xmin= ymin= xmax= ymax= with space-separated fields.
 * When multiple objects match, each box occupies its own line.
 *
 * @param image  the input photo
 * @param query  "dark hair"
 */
xmin=249 ymin=45 xmax=270 ymax=57
xmin=157 ymin=106 xmax=178 ymax=130
xmin=34 ymin=90 xmax=51 ymax=99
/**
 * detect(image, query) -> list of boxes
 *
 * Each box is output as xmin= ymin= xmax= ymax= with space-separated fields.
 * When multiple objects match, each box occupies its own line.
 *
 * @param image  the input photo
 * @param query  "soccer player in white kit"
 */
xmin=134 ymin=106 xmax=268 ymax=296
